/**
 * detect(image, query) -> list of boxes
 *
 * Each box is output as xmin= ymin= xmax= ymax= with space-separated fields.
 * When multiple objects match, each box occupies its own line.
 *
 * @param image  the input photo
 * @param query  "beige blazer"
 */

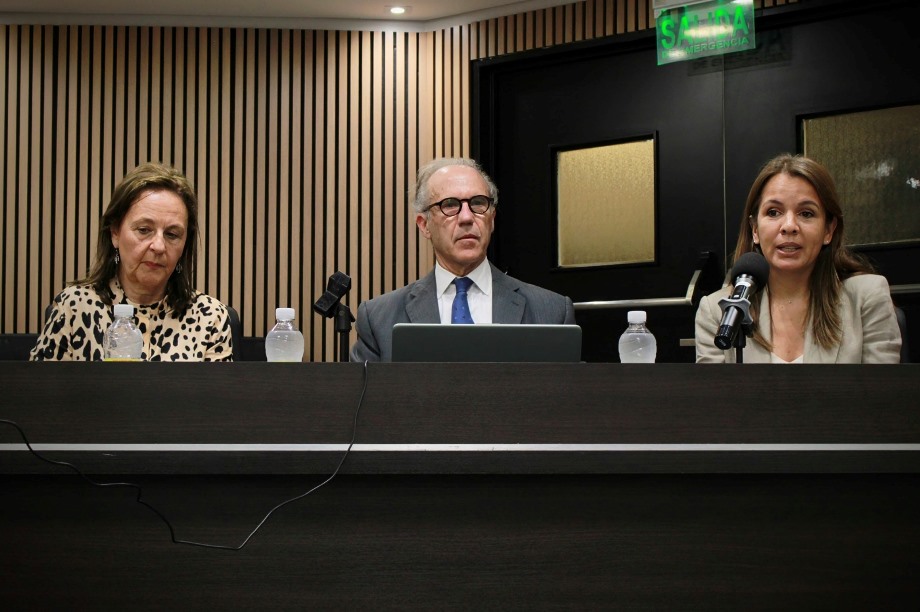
xmin=694 ymin=274 xmax=902 ymax=364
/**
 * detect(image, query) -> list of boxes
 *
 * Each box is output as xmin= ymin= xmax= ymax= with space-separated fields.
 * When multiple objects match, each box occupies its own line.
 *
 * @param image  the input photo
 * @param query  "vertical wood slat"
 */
xmin=4 ymin=28 xmax=12 ymax=330
xmin=27 ymin=27 xmax=41 ymax=332
xmin=17 ymin=26 xmax=29 ymax=333
xmin=207 ymin=29 xmax=218 ymax=296
xmin=357 ymin=31 xmax=371 ymax=313
xmin=382 ymin=30 xmax=396 ymax=301
xmin=310 ymin=31 xmax=325 ymax=358
xmin=0 ymin=0 xmax=785 ymax=356
xmin=335 ymin=31 xmax=349 ymax=362
xmin=40 ymin=26 xmax=54 ymax=331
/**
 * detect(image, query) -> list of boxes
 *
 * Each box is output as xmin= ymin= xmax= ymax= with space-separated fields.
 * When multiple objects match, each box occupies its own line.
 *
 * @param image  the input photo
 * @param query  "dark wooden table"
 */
xmin=2 ymin=363 xmax=919 ymax=609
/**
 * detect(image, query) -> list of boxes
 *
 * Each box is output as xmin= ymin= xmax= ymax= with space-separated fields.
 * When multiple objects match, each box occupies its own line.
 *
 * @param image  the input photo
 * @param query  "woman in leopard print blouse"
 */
xmin=30 ymin=162 xmax=233 ymax=362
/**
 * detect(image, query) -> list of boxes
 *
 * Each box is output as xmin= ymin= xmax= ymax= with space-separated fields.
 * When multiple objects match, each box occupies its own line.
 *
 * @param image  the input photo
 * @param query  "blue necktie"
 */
xmin=451 ymin=277 xmax=475 ymax=324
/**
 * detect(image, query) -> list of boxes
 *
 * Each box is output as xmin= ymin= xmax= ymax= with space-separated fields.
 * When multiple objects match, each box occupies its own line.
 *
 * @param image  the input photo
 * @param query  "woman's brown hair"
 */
xmin=731 ymin=154 xmax=874 ymax=349
xmin=77 ymin=162 xmax=199 ymax=314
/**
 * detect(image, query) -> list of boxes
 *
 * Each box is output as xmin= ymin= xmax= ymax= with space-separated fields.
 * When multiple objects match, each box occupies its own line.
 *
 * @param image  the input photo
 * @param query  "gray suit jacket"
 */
xmin=694 ymin=274 xmax=901 ymax=363
xmin=350 ymin=263 xmax=576 ymax=362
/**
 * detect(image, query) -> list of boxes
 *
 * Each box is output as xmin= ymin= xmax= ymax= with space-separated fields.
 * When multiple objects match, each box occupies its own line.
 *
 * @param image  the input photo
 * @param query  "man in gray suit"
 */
xmin=350 ymin=157 xmax=576 ymax=362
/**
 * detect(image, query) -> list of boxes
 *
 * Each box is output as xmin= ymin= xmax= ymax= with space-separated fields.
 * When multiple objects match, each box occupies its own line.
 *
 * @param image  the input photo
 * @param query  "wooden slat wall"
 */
xmin=0 ymin=0 xmax=793 ymax=360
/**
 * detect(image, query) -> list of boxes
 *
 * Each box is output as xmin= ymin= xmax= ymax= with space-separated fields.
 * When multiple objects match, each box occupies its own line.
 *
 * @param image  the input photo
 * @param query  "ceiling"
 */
xmin=0 ymin=0 xmax=575 ymax=30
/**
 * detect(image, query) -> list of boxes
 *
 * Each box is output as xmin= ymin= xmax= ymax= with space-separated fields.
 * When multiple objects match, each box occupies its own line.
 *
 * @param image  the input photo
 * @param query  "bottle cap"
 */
xmin=627 ymin=310 xmax=647 ymax=324
xmin=113 ymin=304 xmax=134 ymax=318
xmin=276 ymin=307 xmax=296 ymax=321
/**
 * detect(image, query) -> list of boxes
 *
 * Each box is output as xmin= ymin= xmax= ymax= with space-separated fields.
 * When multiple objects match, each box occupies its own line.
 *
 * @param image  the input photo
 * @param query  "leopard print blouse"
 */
xmin=30 ymin=280 xmax=234 ymax=362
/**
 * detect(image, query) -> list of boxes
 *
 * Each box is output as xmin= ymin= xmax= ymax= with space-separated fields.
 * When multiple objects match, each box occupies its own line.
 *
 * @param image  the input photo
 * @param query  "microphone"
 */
xmin=312 ymin=271 xmax=352 ymax=318
xmin=714 ymin=252 xmax=769 ymax=350
xmin=313 ymin=271 xmax=355 ymax=363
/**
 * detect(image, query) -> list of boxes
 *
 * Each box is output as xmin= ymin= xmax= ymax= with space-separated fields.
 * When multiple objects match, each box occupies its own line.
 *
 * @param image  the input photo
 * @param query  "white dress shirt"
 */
xmin=434 ymin=259 xmax=493 ymax=324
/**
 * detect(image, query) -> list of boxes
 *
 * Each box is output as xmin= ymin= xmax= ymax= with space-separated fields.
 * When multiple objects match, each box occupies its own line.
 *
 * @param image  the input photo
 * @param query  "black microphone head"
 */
xmin=313 ymin=271 xmax=352 ymax=318
xmin=326 ymin=271 xmax=352 ymax=298
xmin=731 ymin=252 xmax=769 ymax=288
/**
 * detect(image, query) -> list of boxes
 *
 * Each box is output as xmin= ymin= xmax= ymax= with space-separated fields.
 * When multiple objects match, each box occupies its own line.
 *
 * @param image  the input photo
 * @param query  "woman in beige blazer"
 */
xmin=695 ymin=154 xmax=901 ymax=364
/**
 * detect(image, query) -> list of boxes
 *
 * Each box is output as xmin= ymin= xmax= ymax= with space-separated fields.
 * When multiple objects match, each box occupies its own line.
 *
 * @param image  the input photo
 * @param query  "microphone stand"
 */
xmin=732 ymin=323 xmax=749 ymax=364
xmin=334 ymin=303 xmax=355 ymax=363
xmin=733 ymin=307 xmax=756 ymax=364
xmin=717 ymin=294 xmax=755 ymax=364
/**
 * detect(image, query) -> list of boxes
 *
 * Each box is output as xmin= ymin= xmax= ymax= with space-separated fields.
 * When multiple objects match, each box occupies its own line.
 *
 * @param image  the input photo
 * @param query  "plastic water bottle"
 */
xmin=618 ymin=310 xmax=657 ymax=363
xmin=104 ymin=304 xmax=144 ymax=361
xmin=265 ymin=307 xmax=305 ymax=362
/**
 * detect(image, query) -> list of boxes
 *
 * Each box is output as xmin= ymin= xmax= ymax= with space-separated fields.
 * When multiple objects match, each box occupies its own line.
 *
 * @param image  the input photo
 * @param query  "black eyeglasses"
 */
xmin=424 ymin=195 xmax=494 ymax=217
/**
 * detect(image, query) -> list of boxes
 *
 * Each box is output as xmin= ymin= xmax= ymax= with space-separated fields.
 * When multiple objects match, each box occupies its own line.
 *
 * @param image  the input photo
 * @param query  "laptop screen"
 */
xmin=391 ymin=323 xmax=582 ymax=362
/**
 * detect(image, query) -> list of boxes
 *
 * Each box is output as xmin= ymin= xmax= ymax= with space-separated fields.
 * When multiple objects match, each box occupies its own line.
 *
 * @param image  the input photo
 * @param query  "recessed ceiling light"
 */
xmin=389 ymin=6 xmax=407 ymax=15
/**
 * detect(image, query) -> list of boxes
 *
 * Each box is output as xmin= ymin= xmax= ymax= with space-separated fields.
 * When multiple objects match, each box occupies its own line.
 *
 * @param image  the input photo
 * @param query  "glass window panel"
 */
xmin=802 ymin=104 xmax=920 ymax=247
xmin=557 ymin=138 xmax=656 ymax=267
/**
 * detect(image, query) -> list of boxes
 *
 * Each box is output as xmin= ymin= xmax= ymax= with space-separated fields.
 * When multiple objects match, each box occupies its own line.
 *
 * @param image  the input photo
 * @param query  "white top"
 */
xmin=434 ymin=259 xmax=493 ymax=324
xmin=770 ymin=352 xmax=804 ymax=364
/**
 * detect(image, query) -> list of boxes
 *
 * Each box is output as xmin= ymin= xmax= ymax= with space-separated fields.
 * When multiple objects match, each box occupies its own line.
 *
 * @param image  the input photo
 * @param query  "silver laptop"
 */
xmin=391 ymin=323 xmax=582 ymax=362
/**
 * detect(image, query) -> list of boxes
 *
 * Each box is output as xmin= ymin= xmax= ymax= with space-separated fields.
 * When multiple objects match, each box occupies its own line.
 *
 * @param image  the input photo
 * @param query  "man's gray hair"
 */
xmin=413 ymin=157 xmax=499 ymax=215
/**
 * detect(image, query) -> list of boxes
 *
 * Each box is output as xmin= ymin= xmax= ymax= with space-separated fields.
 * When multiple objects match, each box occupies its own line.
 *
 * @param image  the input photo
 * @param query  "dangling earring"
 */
xmin=114 ymin=248 xmax=120 ymax=265
xmin=175 ymin=262 xmax=182 ymax=275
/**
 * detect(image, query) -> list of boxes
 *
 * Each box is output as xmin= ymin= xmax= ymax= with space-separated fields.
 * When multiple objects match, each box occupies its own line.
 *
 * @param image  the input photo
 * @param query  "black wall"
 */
xmin=472 ymin=0 xmax=920 ymax=362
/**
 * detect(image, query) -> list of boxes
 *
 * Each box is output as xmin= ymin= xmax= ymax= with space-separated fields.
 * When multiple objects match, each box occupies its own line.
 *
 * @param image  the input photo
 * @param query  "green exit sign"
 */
xmin=655 ymin=0 xmax=756 ymax=66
